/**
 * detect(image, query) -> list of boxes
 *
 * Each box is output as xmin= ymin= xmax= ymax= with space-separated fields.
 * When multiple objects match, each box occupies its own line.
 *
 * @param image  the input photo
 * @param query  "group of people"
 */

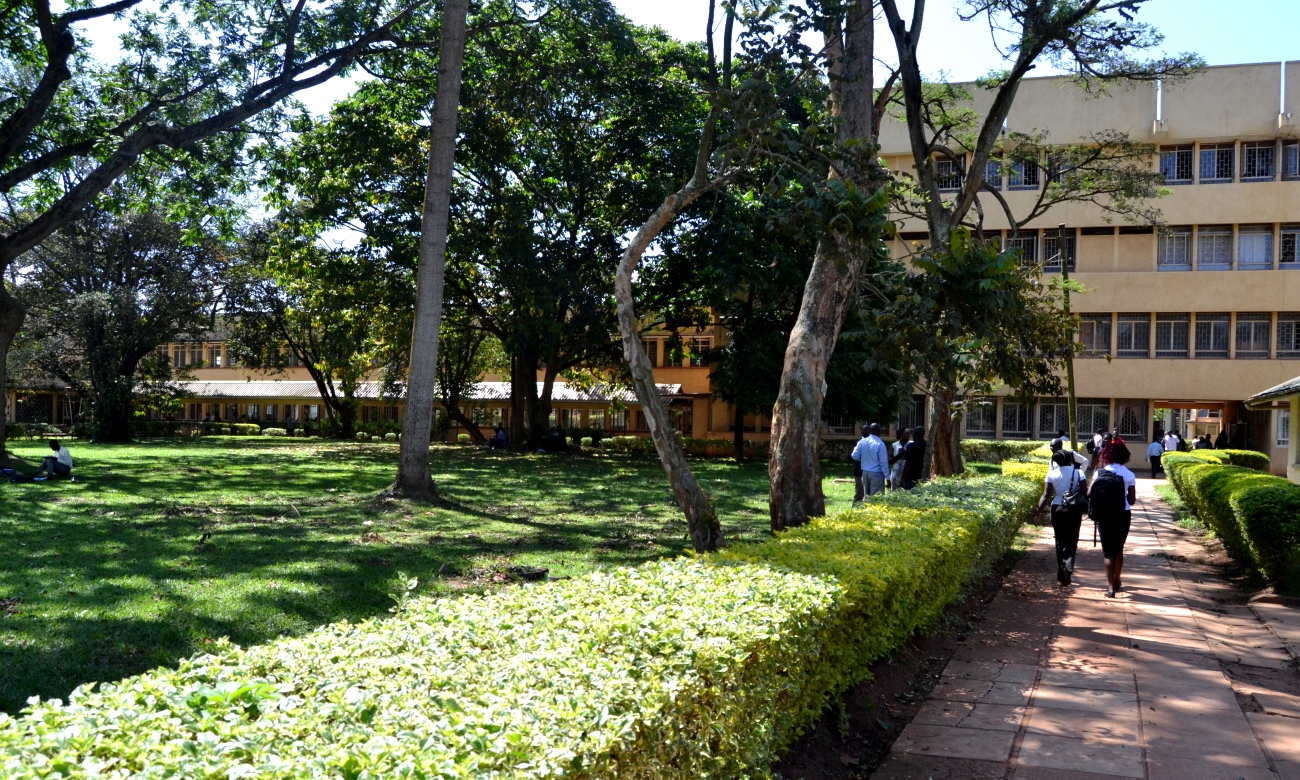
xmin=1035 ymin=433 xmax=1136 ymax=599
xmin=849 ymin=423 xmax=926 ymax=501
xmin=1142 ymin=427 xmax=1229 ymax=478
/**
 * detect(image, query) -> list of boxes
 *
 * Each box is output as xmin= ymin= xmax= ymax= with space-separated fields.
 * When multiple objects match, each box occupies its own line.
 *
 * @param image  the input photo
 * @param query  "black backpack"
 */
xmin=1088 ymin=470 xmax=1126 ymax=519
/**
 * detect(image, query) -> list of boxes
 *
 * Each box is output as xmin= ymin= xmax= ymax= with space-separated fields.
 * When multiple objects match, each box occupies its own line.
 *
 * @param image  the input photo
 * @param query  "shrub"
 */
xmin=1216 ymin=449 xmax=1270 ymax=471
xmin=960 ymin=439 xmax=1050 ymax=464
xmin=456 ymin=433 xmax=470 ymax=444
xmin=1001 ymin=460 xmax=1049 ymax=485
xmin=356 ymin=432 xmax=372 ymax=442
xmin=580 ymin=436 xmax=594 ymax=447
xmin=229 ymin=423 xmax=261 ymax=436
xmin=601 ymin=435 xmax=656 ymax=454
xmin=261 ymin=428 xmax=288 ymax=437
xmin=384 ymin=432 xmax=398 ymax=442
xmin=293 ymin=429 xmax=306 ymax=437
xmin=215 ymin=425 xmax=232 ymax=435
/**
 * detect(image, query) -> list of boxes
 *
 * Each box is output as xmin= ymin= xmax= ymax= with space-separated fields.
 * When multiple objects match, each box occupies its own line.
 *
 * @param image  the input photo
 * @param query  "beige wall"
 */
xmin=1290 ymin=397 xmax=1299 ymax=484
xmin=1072 ymin=270 xmax=1300 ymax=313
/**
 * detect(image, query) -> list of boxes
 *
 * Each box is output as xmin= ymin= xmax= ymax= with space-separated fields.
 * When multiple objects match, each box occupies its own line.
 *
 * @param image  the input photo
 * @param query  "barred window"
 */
xmin=1154 ymin=314 xmax=1189 ymax=358
xmin=642 ymin=339 xmax=659 ymax=367
xmin=1116 ymin=314 xmax=1150 ymax=358
xmin=1285 ymin=141 xmax=1300 ymax=179
xmin=1079 ymin=315 xmax=1112 ymax=357
xmin=1006 ymin=233 xmax=1038 ymax=265
xmin=965 ymin=398 xmax=997 ymax=437
xmin=1042 ymin=232 xmax=1077 ymax=272
xmin=689 ymin=337 xmax=712 ymax=367
xmin=1199 ymin=143 xmax=1234 ymax=182
xmin=1281 ymin=226 xmax=1300 ymax=267
xmin=935 ymin=157 xmax=964 ymax=191
xmin=1237 ymin=226 xmax=1274 ymax=270
xmin=1157 ymin=228 xmax=1191 ymax=270
xmin=1236 ymin=313 xmax=1271 ymax=358
xmin=1276 ymin=313 xmax=1300 ymax=358
xmin=1196 ymin=227 xmax=1232 ymax=270
xmin=1159 ymin=145 xmax=1193 ymax=184
xmin=1009 ymin=159 xmax=1039 ymax=190
xmin=1195 ymin=314 xmax=1230 ymax=358
xmin=984 ymin=158 xmax=1003 ymax=190
xmin=1077 ymin=399 xmax=1110 ymax=436
xmin=1038 ymin=400 xmax=1069 ymax=439
xmin=1115 ymin=400 xmax=1147 ymax=440
xmin=1279 ymin=409 xmax=1291 ymax=448
xmin=609 ymin=409 xmax=627 ymax=430
xmin=1241 ymin=141 xmax=1276 ymax=180
xmin=1001 ymin=401 xmax=1033 ymax=438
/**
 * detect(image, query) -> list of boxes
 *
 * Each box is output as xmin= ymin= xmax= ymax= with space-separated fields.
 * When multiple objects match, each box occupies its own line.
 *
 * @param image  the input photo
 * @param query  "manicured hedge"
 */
xmin=960 ymin=439 xmax=1051 ymax=464
xmin=1164 ymin=450 xmax=1299 ymax=594
xmin=229 ymin=423 xmax=261 ymax=436
xmin=261 ymin=427 xmax=288 ymax=437
xmin=0 ymin=478 xmax=1036 ymax=778
xmin=1002 ymin=459 xmax=1050 ymax=486
xmin=599 ymin=435 xmax=771 ymax=459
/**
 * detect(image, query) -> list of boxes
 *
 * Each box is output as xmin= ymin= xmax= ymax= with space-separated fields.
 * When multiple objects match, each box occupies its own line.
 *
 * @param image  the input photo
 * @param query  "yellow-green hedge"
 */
xmin=960 ymin=439 xmax=1051 ymax=463
xmin=1002 ymin=459 xmax=1049 ymax=486
xmin=0 ymin=478 xmax=1037 ymax=778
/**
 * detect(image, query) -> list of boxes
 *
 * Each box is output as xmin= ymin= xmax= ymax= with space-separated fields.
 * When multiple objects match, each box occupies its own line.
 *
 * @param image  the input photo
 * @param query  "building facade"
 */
xmin=879 ymin=61 xmax=1300 ymax=474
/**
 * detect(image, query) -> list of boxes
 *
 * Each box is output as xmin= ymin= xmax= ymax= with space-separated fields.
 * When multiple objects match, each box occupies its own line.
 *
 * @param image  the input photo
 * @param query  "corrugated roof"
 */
xmin=1246 ymin=375 xmax=1300 ymax=406
xmin=170 ymin=380 xmax=681 ymax=404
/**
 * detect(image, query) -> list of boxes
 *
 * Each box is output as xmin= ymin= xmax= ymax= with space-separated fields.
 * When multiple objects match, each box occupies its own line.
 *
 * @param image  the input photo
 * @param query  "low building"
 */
xmin=1246 ymin=377 xmax=1299 ymax=484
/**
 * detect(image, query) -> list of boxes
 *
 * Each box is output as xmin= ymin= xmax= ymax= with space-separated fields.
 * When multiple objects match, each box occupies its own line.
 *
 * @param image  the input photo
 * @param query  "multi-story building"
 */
xmin=879 ymin=61 xmax=1300 ymax=475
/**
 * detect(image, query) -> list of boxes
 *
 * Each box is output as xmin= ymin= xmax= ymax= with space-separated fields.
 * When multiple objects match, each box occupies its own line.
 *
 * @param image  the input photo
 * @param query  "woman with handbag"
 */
xmin=1035 ymin=449 xmax=1087 ymax=586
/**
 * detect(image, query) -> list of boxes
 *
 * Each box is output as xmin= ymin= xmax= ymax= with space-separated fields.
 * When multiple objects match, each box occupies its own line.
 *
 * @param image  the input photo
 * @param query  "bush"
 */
xmin=960 ymin=439 xmax=1050 ymax=464
xmin=229 ymin=423 xmax=261 ymax=437
xmin=261 ymin=428 xmax=288 ymax=437
xmin=356 ymin=432 xmax=372 ymax=442
xmin=0 ymin=478 xmax=1035 ymax=778
xmin=600 ymin=435 xmax=656 ymax=454
xmin=1216 ymin=449 xmax=1270 ymax=471
xmin=1001 ymin=459 xmax=1049 ymax=485
xmin=215 ymin=425 xmax=232 ymax=435
xmin=580 ymin=436 xmax=594 ymax=447
xmin=384 ymin=432 xmax=398 ymax=442
xmin=456 ymin=433 xmax=470 ymax=444
xmin=293 ymin=429 xmax=306 ymax=437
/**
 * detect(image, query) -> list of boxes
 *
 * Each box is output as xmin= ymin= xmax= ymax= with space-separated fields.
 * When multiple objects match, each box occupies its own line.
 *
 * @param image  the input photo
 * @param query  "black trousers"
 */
xmin=1051 ymin=505 xmax=1083 ymax=576
xmin=1149 ymin=455 xmax=1163 ymax=479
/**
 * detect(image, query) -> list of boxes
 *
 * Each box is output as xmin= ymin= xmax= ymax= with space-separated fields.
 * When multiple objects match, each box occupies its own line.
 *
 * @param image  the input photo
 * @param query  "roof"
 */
xmin=170 ymin=380 xmax=681 ymax=404
xmin=1246 ymin=376 xmax=1300 ymax=407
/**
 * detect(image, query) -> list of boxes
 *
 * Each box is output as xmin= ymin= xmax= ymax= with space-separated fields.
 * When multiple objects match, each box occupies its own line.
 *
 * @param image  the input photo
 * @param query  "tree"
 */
xmin=225 ymin=222 xmax=408 ymax=440
xmin=12 ymin=207 xmax=220 ymax=441
xmin=876 ymin=0 xmax=1202 ymax=475
xmin=435 ymin=309 xmax=505 ymax=443
xmin=0 ymin=0 xmax=437 ymax=456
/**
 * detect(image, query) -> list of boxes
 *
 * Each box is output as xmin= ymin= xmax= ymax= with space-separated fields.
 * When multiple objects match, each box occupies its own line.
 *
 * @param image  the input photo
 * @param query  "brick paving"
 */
xmin=871 ymin=479 xmax=1300 ymax=780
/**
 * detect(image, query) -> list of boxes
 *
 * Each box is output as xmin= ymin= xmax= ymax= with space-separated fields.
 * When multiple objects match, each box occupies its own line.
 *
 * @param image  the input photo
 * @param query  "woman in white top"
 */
xmin=1097 ymin=443 xmax=1138 ymax=597
xmin=889 ymin=428 xmax=910 ymax=491
xmin=1035 ymin=450 xmax=1086 ymax=586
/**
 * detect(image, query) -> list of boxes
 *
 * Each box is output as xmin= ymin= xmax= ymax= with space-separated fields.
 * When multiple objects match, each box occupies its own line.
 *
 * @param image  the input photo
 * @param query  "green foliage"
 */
xmin=456 ymin=433 xmax=471 ymax=444
xmin=1002 ymin=460 xmax=1050 ymax=486
xmin=600 ymin=435 xmax=657 ymax=454
xmin=229 ymin=424 xmax=261 ymax=437
xmin=1215 ymin=449 xmax=1271 ymax=471
xmin=384 ymin=433 xmax=399 ymax=442
xmin=580 ymin=437 xmax=594 ymax=448
xmin=960 ymin=439 xmax=1052 ymax=463
xmin=261 ymin=428 xmax=288 ymax=438
xmin=1164 ymin=451 xmax=1300 ymax=593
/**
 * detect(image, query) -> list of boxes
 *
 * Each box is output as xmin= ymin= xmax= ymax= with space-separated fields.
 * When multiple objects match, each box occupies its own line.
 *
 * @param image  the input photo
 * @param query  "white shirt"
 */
xmin=1056 ymin=447 xmax=1087 ymax=468
xmin=1146 ymin=441 xmax=1164 ymax=458
xmin=55 ymin=447 xmax=72 ymax=468
xmin=1103 ymin=464 xmax=1137 ymax=510
xmin=1045 ymin=464 xmax=1083 ymax=507
xmin=851 ymin=435 xmax=890 ymax=475
xmin=1163 ymin=434 xmax=1179 ymax=452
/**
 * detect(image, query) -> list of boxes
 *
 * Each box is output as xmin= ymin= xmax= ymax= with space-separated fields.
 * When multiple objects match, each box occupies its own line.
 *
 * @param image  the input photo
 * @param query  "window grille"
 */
xmin=1236 ymin=313 xmax=1271 ymax=358
xmin=1116 ymin=315 xmax=1150 ymax=358
xmin=1284 ymin=141 xmax=1300 ymax=179
xmin=1237 ymin=226 xmax=1274 ymax=270
xmin=1196 ymin=227 xmax=1232 ymax=270
xmin=689 ymin=337 xmax=712 ymax=367
xmin=1006 ymin=234 xmax=1038 ymax=265
xmin=264 ymin=404 xmax=278 ymax=422
xmin=965 ymin=398 xmax=996 ymax=437
xmin=642 ymin=339 xmax=658 ymax=367
xmin=935 ymin=157 xmax=964 ymax=191
xmin=1159 ymin=145 xmax=1193 ymax=184
xmin=1076 ymin=399 xmax=1110 ymax=436
xmin=898 ymin=394 xmax=927 ymax=432
xmin=984 ymin=158 xmax=1002 ymax=190
xmin=1037 ymin=399 xmax=1069 ymax=438
xmin=1241 ymin=141 xmax=1276 ymax=180
xmin=1194 ymin=314 xmax=1230 ymax=358
xmin=1279 ymin=409 xmax=1291 ymax=448
xmin=588 ymin=410 xmax=604 ymax=429
xmin=1115 ymin=400 xmax=1147 ymax=439
xmin=1157 ymin=228 xmax=1191 ymax=270
xmin=247 ymin=404 xmax=260 ymax=421
xmin=1199 ymin=143 xmax=1234 ymax=182
xmin=1154 ymin=314 xmax=1190 ymax=358
xmin=1042 ymin=232 xmax=1076 ymax=272
xmin=1276 ymin=313 xmax=1300 ymax=358
xmin=1079 ymin=315 xmax=1112 ymax=357
xmin=1281 ymin=226 xmax=1300 ymax=267
xmin=1009 ymin=159 xmax=1039 ymax=190
xmin=609 ymin=409 xmax=628 ymax=430
xmin=559 ymin=408 xmax=579 ymax=428
xmin=1001 ymin=401 xmax=1033 ymax=438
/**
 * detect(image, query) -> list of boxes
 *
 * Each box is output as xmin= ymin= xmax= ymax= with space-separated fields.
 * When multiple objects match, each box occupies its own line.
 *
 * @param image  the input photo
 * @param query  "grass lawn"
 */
xmin=0 ymin=437 xmax=858 ymax=713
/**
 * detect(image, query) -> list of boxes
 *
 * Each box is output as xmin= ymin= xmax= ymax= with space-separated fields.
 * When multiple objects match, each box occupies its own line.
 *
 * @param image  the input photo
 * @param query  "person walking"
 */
xmin=850 ymin=423 xmax=890 ymax=502
xmin=1214 ymin=428 xmax=1229 ymax=449
xmin=1050 ymin=437 xmax=1087 ymax=469
xmin=1146 ymin=435 xmax=1165 ymax=478
xmin=889 ymin=427 xmax=910 ymax=491
xmin=901 ymin=426 xmax=927 ymax=490
xmin=1089 ymin=442 xmax=1137 ymax=598
xmin=1162 ymin=429 xmax=1179 ymax=456
xmin=1036 ymin=449 xmax=1086 ymax=586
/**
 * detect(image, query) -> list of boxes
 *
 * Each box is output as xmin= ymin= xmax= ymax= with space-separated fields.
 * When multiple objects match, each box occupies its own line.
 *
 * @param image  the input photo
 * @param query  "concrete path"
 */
xmin=871 ymin=479 xmax=1300 ymax=780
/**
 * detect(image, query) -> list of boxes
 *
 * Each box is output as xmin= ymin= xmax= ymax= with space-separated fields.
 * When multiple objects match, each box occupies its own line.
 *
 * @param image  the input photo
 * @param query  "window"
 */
xmin=558 ymin=408 xmax=579 ymax=429
xmin=1241 ymin=141 xmax=1276 ymax=180
xmin=1199 ymin=143 xmax=1234 ymax=182
xmin=1196 ymin=227 xmax=1233 ymax=270
xmin=264 ymin=404 xmax=278 ymax=422
xmin=1038 ymin=399 xmax=1069 ymax=439
xmin=1116 ymin=400 xmax=1147 ymax=440
xmin=1236 ymin=313 xmax=1271 ymax=358
xmin=1279 ymin=408 xmax=1291 ymax=447
xmin=1009 ymin=158 xmax=1039 ymax=190
xmin=935 ymin=157 xmax=964 ymax=191
xmin=965 ymin=398 xmax=996 ymax=437
xmin=609 ymin=409 xmax=628 ymax=430
xmin=642 ymin=339 xmax=658 ymax=367
xmin=1077 ymin=399 xmax=1110 ymax=436
xmin=208 ymin=344 xmax=223 ymax=368
xmin=1194 ymin=314 xmax=1230 ymax=358
xmin=1157 ymin=228 xmax=1191 ymax=270
xmin=1079 ymin=315 xmax=1112 ymax=357
xmin=689 ymin=337 xmax=712 ymax=367
xmin=1001 ymin=401 xmax=1033 ymax=438
xmin=1281 ymin=226 xmax=1300 ymax=268
xmin=247 ymin=404 xmax=260 ymax=421
xmin=898 ymin=394 xmax=926 ymax=432
xmin=172 ymin=344 xmax=185 ymax=369
xmin=1006 ymin=233 xmax=1037 ymax=265
xmin=1237 ymin=226 xmax=1274 ymax=270
xmin=1042 ymin=232 xmax=1076 ymax=272
xmin=1159 ymin=145 xmax=1193 ymax=184
xmin=1116 ymin=314 xmax=1151 ymax=358
xmin=983 ymin=158 xmax=1002 ymax=190
xmin=1284 ymin=141 xmax=1300 ymax=179
xmin=307 ymin=405 xmax=319 ymax=421
xmin=188 ymin=343 xmax=203 ymax=367
xmin=1155 ymin=314 xmax=1190 ymax=358
xmin=1278 ymin=313 xmax=1300 ymax=358
xmin=588 ymin=410 xmax=605 ymax=429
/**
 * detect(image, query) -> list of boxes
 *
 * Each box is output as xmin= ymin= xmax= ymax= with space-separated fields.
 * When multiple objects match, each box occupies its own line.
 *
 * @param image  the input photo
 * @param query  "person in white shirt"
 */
xmin=32 ymin=439 xmax=73 ymax=480
xmin=889 ymin=428 xmax=910 ymax=491
xmin=850 ymin=423 xmax=890 ymax=502
xmin=1050 ymin=438 xmax=1087 ymax=469
xmin=1145 ymin=436 xmax=1165 ymax=478
xmin=1162 ymin=431 xmax=1179 ymax=454
xmin=1097 ymin=443 xmax=1138 ymax=598
xmin=1035 ymin=450 xmax=1086 ymax=586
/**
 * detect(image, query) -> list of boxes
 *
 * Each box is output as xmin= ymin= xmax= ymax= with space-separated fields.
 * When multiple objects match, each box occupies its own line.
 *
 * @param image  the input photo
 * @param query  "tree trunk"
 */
xmin=509 ymin=354 xmax=527 ymax=446
xmin=927 ymin=387 xmax=964 ymax=478
xmin=0 ymin=286 xmax=24 ymax=459
xmin=445 ymin=399 xmax=485 ymax=442
xmin=394 ymin=0 xmax=470 ymax=498
xmin=733 ymin=406 xmax=745 ymax=461
xmin=337 ymin=399 xmax=359 ymax=440
xmin=767 ymin=0 xmax=876 ymax=531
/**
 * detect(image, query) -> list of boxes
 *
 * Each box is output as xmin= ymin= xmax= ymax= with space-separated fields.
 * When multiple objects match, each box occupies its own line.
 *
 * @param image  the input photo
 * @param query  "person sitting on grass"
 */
xmin=31 ymin=439 xmax=73 ymax=481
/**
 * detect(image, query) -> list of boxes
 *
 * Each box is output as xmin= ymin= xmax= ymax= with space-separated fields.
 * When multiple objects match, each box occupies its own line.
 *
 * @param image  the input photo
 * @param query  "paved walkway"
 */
xmin=872 ymin=479 xmax=1300 ymax=780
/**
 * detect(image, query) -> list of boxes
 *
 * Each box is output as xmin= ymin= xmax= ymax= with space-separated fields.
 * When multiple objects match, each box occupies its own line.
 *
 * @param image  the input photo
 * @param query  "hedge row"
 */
xmin=1163 ymin=449 xmax=1300 ymax=594
xmin=960 ymin=439 xmax=1051 ymax=464
xmin=1002 ymin=459 xmax=1050 ymax=486
xmin=0 ymin=476 xmax=1036 ymax=778
xmin=598 ymin=435 xmax=771 ymax=459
